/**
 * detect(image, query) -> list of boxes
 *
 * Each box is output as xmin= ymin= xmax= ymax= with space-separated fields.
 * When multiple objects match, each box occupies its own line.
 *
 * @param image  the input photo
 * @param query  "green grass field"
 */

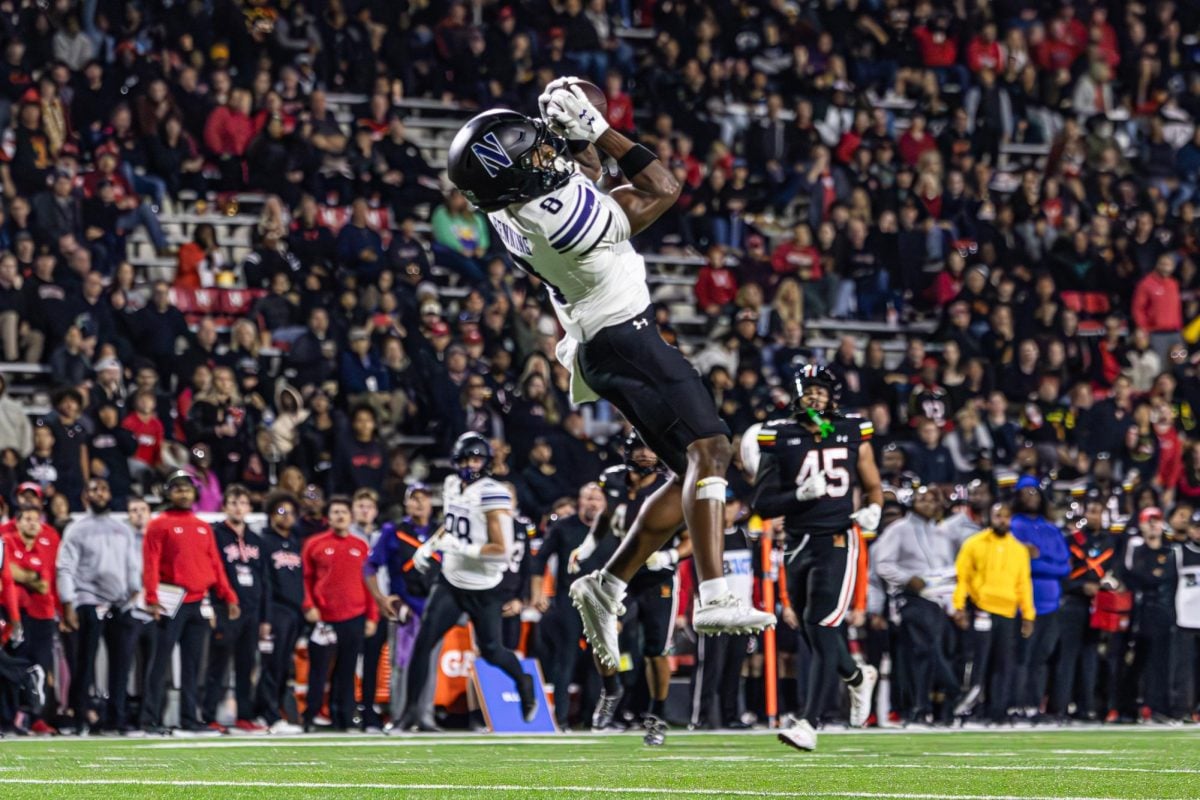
xmin=0 ymin=728 xmax=1198 ymax=800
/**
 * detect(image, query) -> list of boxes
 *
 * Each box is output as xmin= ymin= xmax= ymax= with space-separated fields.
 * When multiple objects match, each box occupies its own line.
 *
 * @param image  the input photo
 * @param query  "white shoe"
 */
xmin=848 ymin=664 xmax=878 ymax=728
xmin=268 ymin=720 xmax=304 ymax=736
xmin=569 ymin=573 xmax=625 ymax=670
xmin=778 ymin=718 xmax=817 ymax=752
xmin=693 ymin=593 xmax=776 ymax=635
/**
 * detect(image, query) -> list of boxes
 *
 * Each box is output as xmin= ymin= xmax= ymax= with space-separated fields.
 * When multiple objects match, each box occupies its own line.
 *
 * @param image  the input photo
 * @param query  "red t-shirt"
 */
xmin=2 ymin=526 xmax=60 ymax=620
xmin=143 ymin=509 xmax=238 ymax=606
xmin=122 ymin=412 xmax=164 ymax=466
xmin=302 ymin=530 xmax=379 ymax=623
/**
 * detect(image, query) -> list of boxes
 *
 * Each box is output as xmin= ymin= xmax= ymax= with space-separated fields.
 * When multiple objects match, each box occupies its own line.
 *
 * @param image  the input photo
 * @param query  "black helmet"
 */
xmin=622 ymin=429 xmax=659 ymax=476
xmin=447 ymin=109 xmax=572 ymax=212
xmin=451 ymin=432 xmax=493 ymax=484
xmin=793 ymin=363 xmax=841 ymax=414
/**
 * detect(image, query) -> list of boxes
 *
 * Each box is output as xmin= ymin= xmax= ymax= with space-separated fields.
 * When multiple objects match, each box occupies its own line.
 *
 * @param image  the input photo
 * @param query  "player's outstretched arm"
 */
xmin=569 ymin=142 xmax=604 ymax=183
xmin=594 ymin=128 xmax=681 ymax=235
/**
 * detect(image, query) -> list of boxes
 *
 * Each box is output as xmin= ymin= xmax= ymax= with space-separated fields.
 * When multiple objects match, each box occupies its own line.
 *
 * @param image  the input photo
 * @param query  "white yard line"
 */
xmin=0 ymin=778 xmax=1171 ymax=800
xmin=139 ymin=737 xmax=605 ymax=750
xmin=638 ymin=758 xmax=1197 ymax=774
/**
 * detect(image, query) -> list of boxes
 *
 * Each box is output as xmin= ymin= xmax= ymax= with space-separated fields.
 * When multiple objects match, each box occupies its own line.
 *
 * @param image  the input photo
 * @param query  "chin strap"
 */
xmin=805 ymin=407 xmax=836 ymax=438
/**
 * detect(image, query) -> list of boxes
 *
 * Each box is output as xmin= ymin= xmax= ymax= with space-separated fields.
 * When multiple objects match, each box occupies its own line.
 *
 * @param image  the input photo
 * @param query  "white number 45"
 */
xmin=795 ymin=448 xmax=850 ymax=498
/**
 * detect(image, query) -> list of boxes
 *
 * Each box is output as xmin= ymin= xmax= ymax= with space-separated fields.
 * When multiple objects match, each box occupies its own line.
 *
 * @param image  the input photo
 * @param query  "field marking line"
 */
xmin=0 ymin=778 xmax=1172 ymax=800
xmin=639 ymin=757 xmax=1199 ymax=774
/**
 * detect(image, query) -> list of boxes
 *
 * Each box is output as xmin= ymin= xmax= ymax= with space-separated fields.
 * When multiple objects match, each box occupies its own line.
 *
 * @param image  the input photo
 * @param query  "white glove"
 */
xmin=852 ymin=503 xmax=882 ymax=533
xmin=645 ymin=548 xmax=679 ymax=572
xmin=435 ymin=534 xmax=465 ymax=555
xmin=412 ymin=543 xmax=435 ymax=574
xmin=538 ymin=76 xmax=581 ymax=124
xmin=795 ymin=470 xmax=828 ymax=502
xmin=545 ymin=86 xmax=609 ymax=144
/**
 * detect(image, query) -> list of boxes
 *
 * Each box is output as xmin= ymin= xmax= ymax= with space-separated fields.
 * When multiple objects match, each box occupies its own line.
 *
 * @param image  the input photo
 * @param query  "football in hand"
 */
xmin=561 ymin=78 xmax=608 ymax=120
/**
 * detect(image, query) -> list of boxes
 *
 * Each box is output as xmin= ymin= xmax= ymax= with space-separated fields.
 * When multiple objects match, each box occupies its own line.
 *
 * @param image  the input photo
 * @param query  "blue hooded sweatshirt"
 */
xmin=1010 ymin=477 xmax=1071 ymax=615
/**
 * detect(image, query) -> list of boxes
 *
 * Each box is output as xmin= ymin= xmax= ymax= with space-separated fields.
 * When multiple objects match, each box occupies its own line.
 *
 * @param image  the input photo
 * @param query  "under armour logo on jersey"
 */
xmin=471 ymin=132 xmax=513 ymax=178
xmin=633 ymin=318 xmax=648 ymax=330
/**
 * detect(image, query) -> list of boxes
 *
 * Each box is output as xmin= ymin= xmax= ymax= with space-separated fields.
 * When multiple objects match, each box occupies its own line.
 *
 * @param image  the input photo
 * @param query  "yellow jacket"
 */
xmin=952 ymin=529 xmax=1036 ymax=620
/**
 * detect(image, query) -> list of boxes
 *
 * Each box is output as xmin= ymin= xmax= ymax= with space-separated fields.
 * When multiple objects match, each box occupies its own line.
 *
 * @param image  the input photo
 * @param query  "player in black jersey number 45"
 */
xmin=751 ymin=365 xmax=883 ymax=753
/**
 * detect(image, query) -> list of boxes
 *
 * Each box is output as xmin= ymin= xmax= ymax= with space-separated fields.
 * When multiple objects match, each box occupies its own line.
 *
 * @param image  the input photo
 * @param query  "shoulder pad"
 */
xmin=599 ymin=465 xmax=627 ymax=489
xmin=837 ymin=416 xmax=872 ymax=441
xmin=757 ymin=421 xmax=789 ymax=450
xmin=544 ymin=180 xmax=608 ymax=254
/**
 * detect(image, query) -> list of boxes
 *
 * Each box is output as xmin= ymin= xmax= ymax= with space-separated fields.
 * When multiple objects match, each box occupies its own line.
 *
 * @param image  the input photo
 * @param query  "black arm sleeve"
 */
xmin=750 ymin=451 xmax=801 ymax=520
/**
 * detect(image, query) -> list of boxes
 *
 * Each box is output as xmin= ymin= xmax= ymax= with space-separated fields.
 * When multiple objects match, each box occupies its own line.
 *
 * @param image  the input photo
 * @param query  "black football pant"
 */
xmin=141 ymin=601 xmax=209 ymax=728
xmin=785 ymin=535 xmax=859 ymax=726
xmin=897 ymin=595 xmax=960 ymax=721
xmin=967 ymin=612 xmax=1019 ymax=722
xmin=71 ymin=605 xmax=133 ymax=730
xmin=1018 ymin=609 xmax=1059 ymax=710
xmin=254 ymin=606 xmax=301 ymax=725
xmin=541 ymin=600 xmax=584 ymax=726
xmin=306 ymin=616 xmax=366 ymax=730
xmin=360 ymin=620 xmax=388 ymax=728
xmin=202 ymin=611 xmax=259 ymax=723
xmin=15 ymin=616 xmax=56 ymax=722
xmin=1172 ymin=627 xmax=1200 ymax=718
xmin=691 ymin=633 xmax=748 ymax=728
xmin=404 ymin=579 xmax=526 ymax=720
xmin=1129 ymin=606 xmax=1175 ymax=716
xmin=123 ymin=613 xmax=157 ymax=723
xmin=1052 ymin=599 xmax=1100 ymax=717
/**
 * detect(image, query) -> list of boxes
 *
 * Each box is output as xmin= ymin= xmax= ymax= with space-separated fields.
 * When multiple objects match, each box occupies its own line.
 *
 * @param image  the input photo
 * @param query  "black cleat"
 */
xmin=23 ymin=665 xmax=46 ymax=716
xmin=592 ymin=687 xmax=624 ymax=730
xmin=642 ymin=714 xmax=667 ymax=746
xmin=517 ymin=673 xmax=538 ymax=723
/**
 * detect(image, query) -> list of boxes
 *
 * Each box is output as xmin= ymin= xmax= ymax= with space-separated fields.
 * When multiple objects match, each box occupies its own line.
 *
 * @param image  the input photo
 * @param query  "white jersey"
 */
xmin=440 ymin=474 xmax=513 ymax=591
xmin=1176 ymin=544 xmax=1200 ymax=629
xmin=488 ymin=171 xmax=648 ymax=343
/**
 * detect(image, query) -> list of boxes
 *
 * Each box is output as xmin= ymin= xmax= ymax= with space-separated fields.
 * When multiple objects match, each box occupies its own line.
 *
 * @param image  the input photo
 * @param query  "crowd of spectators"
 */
xmin=0 ymin=0 xmax=1199 ymax=735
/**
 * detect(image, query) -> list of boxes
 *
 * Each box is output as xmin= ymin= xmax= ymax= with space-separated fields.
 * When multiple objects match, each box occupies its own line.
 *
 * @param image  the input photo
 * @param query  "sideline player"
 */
xmin=569 ymin=431 xmax=690 ymax=745
xmin=400 ymin=433 xmax=537 ymax=728
xmin=751 ymin=366 xmax=882 ymax=752
xmin=446 ymin=82 xmax=774 ymax=670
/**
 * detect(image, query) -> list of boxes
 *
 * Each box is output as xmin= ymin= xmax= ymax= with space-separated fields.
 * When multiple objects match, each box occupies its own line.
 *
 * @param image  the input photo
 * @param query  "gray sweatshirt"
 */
xmin=871 ymin=513 xmax=959 ymax=593
xmin=57 ymin=512 xmax=140 ymax=608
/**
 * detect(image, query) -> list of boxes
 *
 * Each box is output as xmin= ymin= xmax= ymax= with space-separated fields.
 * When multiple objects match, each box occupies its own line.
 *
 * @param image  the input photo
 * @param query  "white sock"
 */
xmin=699 ymin=577 xmax=731 ymax=606
xmin=598 ymin=569 xmax=627 ymax=597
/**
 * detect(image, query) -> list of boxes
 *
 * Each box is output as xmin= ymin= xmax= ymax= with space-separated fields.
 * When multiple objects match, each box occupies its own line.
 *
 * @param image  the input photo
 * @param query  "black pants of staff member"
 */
xmin=897 ymin=596 xmax=960 ymax=722
xmin=1129 ymin=605 xmax=1176 ymax=716
xmin=305 ymin=616 xmax=366 ymax=730
xmin=254 ymin=606 xmax=302 ymax=726
xmin=1172 ymin=627 xmax=1200 ymax=719
xmin=202 ymin=610 xmax=259 ymax=724
xmin=72 ymin=605 xmax=134 ymax=730
xmin=404 ymin=579 xmax=527 ymax=720
xmin=1051 ymin=599 xmax=1101 ymax=718
xmin=967 ymin=611 xmax=1019 ymax=723
xmin=1018 ymin=609 xmax=1060 ymax=711
xmin=14 ymin=616 xmax=56 ymax=722
xmin=541 ymin=601 xmax=584 ymax=726
xmin=691 ymin=633 xmax=749 ymax=729
xmin=360 ymin=621 xmax=388 ymax=729
xmin=140 ymin=601 xmax=209 ymax=729
xmin=123 ymin=613 xmax=157 ymax=723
